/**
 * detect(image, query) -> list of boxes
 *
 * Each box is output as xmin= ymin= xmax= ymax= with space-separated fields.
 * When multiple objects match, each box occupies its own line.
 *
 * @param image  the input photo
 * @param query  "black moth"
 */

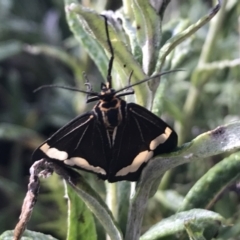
xmin=32 ymin=15 xmax=178 ymax=182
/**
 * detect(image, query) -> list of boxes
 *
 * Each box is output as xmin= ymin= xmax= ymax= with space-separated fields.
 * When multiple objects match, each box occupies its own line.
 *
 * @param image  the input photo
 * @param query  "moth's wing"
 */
xmin=109 ymin=103 xmax=177 ymax=182
xmin=32 ymin=112 xmax=110 ymax=179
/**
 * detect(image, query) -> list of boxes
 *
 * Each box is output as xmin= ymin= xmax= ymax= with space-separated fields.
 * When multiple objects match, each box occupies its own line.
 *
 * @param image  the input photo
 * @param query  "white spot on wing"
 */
xmin=40 ymin=142 xmax=106 ymax=175
xmin=40 ymin=143 xmax=50 ymax=152
xmin=47 ymin=148 xmax=68 ymax=160
xmin=40 ymin=143 xmax=68 ymax=160
xmin=116 ymin=150 xmax=153 ymax=176
xmin=149 ymin=127 xmax=172 ymax=150
xmin=64 ymin=157 xmax=106 ymax=175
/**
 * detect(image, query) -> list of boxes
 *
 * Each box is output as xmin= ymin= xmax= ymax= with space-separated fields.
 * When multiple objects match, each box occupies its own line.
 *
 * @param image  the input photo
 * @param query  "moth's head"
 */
xmin=99 ymin=82 xmax=116 ymax=100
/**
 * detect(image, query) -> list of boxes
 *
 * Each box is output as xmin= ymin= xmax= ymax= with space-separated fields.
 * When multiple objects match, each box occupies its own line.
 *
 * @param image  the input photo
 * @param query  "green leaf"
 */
xmin=140 ymin=209 xmax=225 ymax=240
xmin=64 ymin=0 xmax=108 ymax=79
xmin=131 ymin=0 xmax=161 ymax=75
xmin=154 ymin=190 xmax=184 ymax=212
xmin=0 ymin=40 xmax=23 ymax=61
xmin=66 ymin=183 xmax=97 ymax=240
xmin=56 ymin=168 xmax=123 ymax=240
xmin=178 ymin=152 xmax=240 ymax=212
xmin=152 ymin=79 xmax=185 ymax=122
xmin=66 ymin=2 xmax=151 ymax=107
xmin=126 ymin=121 xmax=240 ymax=240
xmin=141 ymin=121 xmax=240 ymax=189
xmin=184 ymin=213 xmax=227 ymax=240
xmin=120 ymin=14 xmax=142 ymax=65
xmin=117 ymin=182 xmax=131 ymax=233
xmin=24 ymin=44 xmax=84 ymax=81
xmin=184 ymin=220 xmax=207 ymax=240
xmin=154 ymin=0 xmax=221 ymax=74
xmin=0 ymin=123 xmax=43 ymax=148
xmin=0 ymin=230 xmax=58 ymax=240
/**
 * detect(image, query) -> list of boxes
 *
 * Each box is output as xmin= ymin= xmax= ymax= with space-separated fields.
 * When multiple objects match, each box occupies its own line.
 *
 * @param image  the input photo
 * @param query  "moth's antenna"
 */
xmin=34 ymin=85 xmax=99 ymax=96
xmin=102 ymin=15 xmax=114 ymax=89
xmin=114 ymin=69 xmax=184 ymax=94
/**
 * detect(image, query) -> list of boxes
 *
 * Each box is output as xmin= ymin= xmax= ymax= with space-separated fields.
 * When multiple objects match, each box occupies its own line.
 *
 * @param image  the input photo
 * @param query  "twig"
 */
xmin=13 ymin=159 xmax=54 ymax=240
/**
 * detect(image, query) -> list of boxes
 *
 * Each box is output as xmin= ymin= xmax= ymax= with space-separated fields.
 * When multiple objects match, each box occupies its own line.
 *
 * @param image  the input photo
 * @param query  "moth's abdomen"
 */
xmin=105 ymin=108 xmax=120 ymax=127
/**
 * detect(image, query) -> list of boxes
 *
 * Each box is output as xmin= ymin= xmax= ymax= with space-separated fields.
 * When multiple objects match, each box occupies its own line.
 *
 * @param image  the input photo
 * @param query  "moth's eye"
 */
xmin=101 ymin=83 xmax=107 ymax=89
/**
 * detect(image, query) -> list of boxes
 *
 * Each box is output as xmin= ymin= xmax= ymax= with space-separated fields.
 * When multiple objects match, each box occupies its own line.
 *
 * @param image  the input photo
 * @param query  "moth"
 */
xmin=32 ymin=16 xmax=178 ymax=182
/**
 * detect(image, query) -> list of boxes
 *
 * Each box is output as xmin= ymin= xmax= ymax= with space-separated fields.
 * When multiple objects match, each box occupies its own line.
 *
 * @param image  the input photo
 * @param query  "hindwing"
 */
xmin=32 ymin=112 xmax=110 ymax=179
xmin=108 ymin=103 xmax=178 ymax=182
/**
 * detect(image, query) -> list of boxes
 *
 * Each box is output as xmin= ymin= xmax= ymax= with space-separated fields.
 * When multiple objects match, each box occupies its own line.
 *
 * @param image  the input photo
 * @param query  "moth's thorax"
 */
xmin=94 ymin=97 xmax=126 ymax=128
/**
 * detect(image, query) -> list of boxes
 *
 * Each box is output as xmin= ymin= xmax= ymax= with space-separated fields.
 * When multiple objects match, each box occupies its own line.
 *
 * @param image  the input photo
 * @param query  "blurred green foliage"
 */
xmin=0 ymin=0 xmax=240 ymax=239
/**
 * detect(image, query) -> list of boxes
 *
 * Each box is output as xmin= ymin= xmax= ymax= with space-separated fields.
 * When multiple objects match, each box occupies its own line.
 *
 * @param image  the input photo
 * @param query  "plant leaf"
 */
xmin=0 ymin=230 xmax=58 ymax=240
xmin=64 ymin=0 xmax=108 ymax=79
xmin=0 ymin=40 xmax=23 ymax=61
xmin=154 ymin=190 xmax=184 ymax=212
xmin=131 ymin=0 xmax=161 ymax=75
xmin=66 ymin=182 xmax=97 ymax=240
xmin=178 ymin=151 xmax=240 ymax=211
xmin=140 ymin=209 xmax=225 ymax=240
xmin=24 ymin=44 xmax=84 ymax=81
xmin=126 ymin=121 xmax=240 ymax=240
xmin=0 ymin=123 xmax=43 ymax=149
xmin=53 ymin=166 xmax=123 ymax=240
xmin=154 ymin=0 xmax=221 ymax=74
xmin=67 ymin=2 xmax=151 ymax=107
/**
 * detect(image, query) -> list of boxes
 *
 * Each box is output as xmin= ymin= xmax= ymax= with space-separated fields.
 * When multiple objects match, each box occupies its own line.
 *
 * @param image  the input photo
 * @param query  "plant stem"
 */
xmin=106 ymin=182 xmax=119 ymax=221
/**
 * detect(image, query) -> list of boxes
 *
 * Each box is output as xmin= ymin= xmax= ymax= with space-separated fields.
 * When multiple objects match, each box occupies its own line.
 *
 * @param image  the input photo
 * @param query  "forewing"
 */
xmin=109 ymin=103 xmax=177 ymax=182
xmin=32 ymin=112 xmax=110 ymax=179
